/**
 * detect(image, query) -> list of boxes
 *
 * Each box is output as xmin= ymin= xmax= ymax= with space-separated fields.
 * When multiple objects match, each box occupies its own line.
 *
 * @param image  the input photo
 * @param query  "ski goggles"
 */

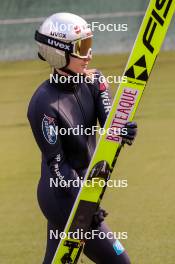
xmin=35 ymin=30 xmax=92 ymax=59
xmin=71 ymin=38 xmax=92 ymax=59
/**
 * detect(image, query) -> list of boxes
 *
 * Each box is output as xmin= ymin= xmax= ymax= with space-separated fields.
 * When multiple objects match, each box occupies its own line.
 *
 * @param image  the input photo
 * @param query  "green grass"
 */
xmin=0 ymin=51 xmax=175 ymax=264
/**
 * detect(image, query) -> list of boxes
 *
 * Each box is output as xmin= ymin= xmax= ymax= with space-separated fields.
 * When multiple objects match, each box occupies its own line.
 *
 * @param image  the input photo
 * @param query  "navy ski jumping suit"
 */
xmin=27 ymin=71 xmax=131 ymax=264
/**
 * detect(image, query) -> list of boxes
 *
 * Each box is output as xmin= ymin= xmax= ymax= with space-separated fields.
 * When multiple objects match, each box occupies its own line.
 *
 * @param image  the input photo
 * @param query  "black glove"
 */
xmin=121 ymin=121 xmax=137 ymax=145
xmin=91 ymin=207 xmax=108 ymax=229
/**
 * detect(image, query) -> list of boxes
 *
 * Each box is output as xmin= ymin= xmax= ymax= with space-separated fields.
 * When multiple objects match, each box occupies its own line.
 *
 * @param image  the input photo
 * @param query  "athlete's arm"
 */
xmin=27 ymin=89 xmax=80 ymax=198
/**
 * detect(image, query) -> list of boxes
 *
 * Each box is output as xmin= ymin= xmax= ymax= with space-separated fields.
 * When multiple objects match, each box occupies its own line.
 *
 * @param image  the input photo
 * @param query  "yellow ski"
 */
xmin=52 ymin=1 xmax=175 ymax=263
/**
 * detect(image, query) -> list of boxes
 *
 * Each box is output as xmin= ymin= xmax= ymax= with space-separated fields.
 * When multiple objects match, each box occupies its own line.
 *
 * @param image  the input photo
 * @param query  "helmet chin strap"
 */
xmin=60 ymin=53 xmax=78 ymax=76
xmin=38 ymin=52 xmax=46 ymax=61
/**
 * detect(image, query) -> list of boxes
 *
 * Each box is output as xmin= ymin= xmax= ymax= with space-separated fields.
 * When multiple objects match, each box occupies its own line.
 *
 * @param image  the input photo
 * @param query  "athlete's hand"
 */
xmin=91 ymin=207 xmax=108 ymax=229
xmin=122 ymin=121 xmax=137 ymax=145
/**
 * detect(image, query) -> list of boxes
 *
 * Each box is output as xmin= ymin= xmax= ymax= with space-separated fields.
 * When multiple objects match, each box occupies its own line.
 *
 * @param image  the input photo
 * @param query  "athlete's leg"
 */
xmin=37 ymin=169 xmax=76 ymax=263
xmin=84 ymin=222 xmax=131 ymax=264
xmin=42 ymin=222 xmax=62 ymax=264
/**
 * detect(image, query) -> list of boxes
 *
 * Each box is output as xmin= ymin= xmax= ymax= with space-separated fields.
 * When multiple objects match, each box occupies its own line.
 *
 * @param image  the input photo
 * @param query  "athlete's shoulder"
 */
xmin=85 ymin=68 xmax=109 ymax=94
xmin=29 ymin=80 xmax=54 ymax=105
xmin=27 ymin=80 xmax=56 ymax=119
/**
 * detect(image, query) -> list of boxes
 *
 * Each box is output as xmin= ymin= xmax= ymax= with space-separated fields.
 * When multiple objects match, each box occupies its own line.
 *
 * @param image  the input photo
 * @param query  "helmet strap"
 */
xmin=38 ymin=52 xmax=46 ymax=61
xmin=60 ymin=53 xmax=77 ymax=76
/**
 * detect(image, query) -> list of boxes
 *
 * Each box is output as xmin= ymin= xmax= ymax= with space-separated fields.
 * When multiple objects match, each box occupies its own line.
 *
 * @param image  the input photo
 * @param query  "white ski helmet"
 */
xmin=35 ymin=13 xmax=93 ymax=69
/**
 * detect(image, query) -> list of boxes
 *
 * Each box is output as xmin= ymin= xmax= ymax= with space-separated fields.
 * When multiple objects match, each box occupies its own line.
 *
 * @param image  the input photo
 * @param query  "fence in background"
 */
xmin=0 ymin=0 xmax=174 ymax=61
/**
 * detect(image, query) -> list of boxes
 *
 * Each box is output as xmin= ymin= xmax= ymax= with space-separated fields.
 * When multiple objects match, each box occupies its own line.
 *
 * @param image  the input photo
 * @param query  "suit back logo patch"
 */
xmin=42 ymin=114 xmax=57 ymax=144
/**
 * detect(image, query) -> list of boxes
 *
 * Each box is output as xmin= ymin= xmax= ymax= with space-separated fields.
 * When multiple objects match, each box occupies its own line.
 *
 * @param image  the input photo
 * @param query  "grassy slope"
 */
xmin=0 ymin=52 xmax=175 ymax=264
